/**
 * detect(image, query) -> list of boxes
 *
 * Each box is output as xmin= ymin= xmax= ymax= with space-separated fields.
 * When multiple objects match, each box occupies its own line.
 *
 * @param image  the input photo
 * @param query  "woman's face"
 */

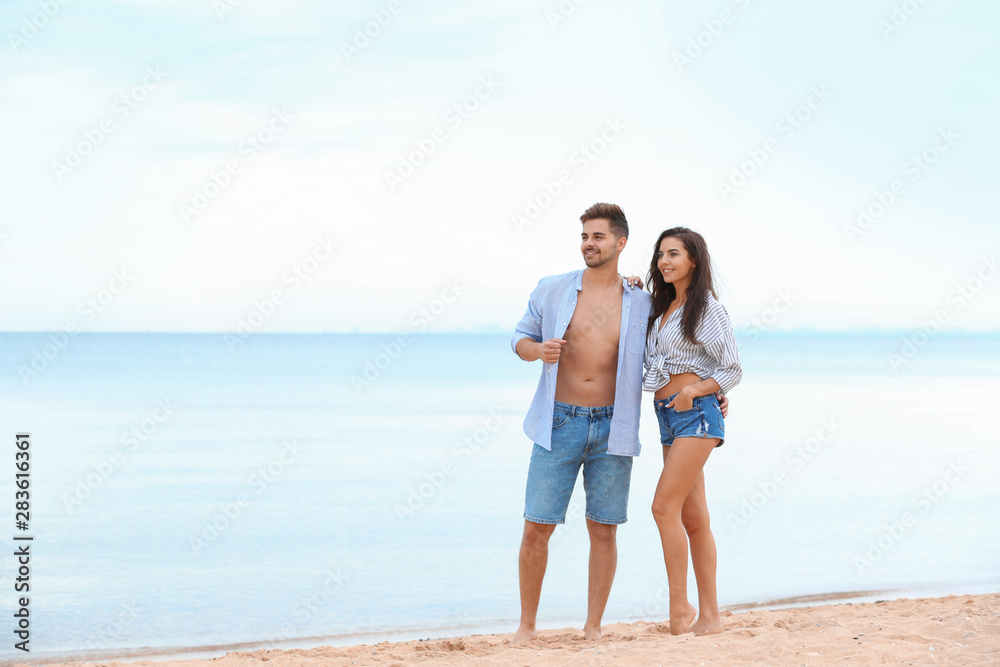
xmin=656 ymin=236 xmax=695 ymax=285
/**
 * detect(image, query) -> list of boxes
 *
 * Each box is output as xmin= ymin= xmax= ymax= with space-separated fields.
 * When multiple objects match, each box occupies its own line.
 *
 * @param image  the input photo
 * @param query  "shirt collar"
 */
xmin=574 ymin=269 xmax=631 ymax=296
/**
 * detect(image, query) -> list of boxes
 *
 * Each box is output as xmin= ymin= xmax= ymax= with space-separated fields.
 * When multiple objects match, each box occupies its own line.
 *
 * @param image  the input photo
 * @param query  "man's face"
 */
xmin=580 ymin=218 xmax=623 ymax=268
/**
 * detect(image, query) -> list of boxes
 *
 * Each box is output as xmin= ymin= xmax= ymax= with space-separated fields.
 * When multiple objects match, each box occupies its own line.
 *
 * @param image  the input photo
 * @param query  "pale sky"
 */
xmin=2 ymin=0 xmax=998 ymax=333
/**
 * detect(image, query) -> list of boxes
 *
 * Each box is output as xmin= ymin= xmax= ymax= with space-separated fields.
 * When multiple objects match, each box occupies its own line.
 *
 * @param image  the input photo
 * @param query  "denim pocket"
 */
xmin=552 ymin=411 xmax=571 ymax=429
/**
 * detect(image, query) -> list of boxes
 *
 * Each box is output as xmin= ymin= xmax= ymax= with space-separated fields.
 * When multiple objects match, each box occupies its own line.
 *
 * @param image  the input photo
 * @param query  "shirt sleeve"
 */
xmin=703 ymin=302 xmax=742 ymax=394
xmin=511 ymin=279 xmax=545 ymax=355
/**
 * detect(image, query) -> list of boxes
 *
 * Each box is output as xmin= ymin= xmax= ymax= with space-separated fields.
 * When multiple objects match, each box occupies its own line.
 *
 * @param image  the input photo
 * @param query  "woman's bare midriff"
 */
xmin=653 ymin=372 xmax=703 ymax=401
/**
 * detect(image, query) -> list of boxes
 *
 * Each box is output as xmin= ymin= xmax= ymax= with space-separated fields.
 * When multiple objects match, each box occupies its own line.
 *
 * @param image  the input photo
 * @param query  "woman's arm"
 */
xmin=668 ymin=301 xmax=741 ymax=412
xmin=703 ymin=329 xmax=742 ymax=396
xmin=701 ymin=302 xmax=742 ymax=399
xmin=666 ymin=377 xmax=722 ymax=411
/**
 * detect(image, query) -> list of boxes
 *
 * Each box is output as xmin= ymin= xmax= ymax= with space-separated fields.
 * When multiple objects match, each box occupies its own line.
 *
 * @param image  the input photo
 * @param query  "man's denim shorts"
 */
xmin=523 ymin=401 xmax=633 ymax=525
xmin=654 ymin=392 xmax=726 ymax=447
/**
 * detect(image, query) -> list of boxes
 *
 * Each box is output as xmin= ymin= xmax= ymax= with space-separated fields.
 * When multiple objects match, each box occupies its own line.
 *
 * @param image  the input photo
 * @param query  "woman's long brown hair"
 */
xmin=646 ymin=227 xmax=716 ymax=344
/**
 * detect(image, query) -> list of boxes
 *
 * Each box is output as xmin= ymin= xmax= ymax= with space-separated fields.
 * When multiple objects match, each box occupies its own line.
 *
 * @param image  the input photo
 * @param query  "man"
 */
xmin=510 ymin=203 xmax=650 ymax=642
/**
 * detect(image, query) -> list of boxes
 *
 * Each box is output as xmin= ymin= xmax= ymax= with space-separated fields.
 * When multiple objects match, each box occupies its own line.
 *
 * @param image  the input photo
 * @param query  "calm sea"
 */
xmin=0 ymin=332 xmax=998 ymax=663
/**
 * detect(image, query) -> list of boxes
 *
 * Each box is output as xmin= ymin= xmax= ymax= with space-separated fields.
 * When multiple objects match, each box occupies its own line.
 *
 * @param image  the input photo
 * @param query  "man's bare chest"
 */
xmin=565 ymin=291 xmax=622 ymax=342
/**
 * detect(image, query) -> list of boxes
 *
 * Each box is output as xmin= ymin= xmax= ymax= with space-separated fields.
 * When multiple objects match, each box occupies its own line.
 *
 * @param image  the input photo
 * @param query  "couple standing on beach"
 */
xmin=510 ymin=202 xmax=742 ymax=642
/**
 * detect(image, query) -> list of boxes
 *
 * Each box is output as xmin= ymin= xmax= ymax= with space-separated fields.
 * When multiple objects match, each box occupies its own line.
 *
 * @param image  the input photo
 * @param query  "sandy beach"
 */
xmin=21 ymin=592 xmax=999 ymax=667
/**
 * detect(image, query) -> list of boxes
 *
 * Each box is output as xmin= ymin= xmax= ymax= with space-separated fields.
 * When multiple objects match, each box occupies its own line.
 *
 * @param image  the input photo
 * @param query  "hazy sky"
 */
xmin=2 ymin=0 xmax=998 ymax=333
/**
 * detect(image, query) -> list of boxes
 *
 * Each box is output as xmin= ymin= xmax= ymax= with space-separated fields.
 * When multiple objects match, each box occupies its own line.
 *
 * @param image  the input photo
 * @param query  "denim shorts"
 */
xmin=654 ymin=392 xmax=725 ymax=447
xmin=523 ymin=401 xmax=633 ymax=525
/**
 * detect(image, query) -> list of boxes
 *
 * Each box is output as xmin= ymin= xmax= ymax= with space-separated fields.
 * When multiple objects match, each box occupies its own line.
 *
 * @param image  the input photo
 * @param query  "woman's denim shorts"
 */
xmin=653 ymin=391 xmax=725 ymax=447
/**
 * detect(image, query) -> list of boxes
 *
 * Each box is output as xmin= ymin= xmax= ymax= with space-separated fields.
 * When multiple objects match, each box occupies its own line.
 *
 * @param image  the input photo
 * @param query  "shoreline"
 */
xmin=12 ymin=585 xmax=999 ymax=667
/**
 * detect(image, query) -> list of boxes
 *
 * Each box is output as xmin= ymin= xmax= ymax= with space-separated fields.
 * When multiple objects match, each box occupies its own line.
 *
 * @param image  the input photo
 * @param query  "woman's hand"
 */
xmin=625 ymin=275 xmax=643 ymax=289
xmin=666 ymin=387 xmax=696 ymax=412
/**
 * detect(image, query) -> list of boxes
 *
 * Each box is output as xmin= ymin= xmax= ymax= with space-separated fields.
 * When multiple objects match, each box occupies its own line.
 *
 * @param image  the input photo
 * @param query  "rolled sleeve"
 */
xmin=511 ymin=281 xmax=544 ymax=355
xmin=704 ymin=307 xmax=742 ymax=394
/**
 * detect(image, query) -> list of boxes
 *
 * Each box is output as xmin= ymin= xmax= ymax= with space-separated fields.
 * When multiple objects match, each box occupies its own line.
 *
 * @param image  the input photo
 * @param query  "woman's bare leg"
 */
xmin=652 ymin=437 xmax=718 ymax=635
xmin=660 ymin=444 xmax=696 ymax=628
xmin=680 ymin=469 xmax=722 ymax=634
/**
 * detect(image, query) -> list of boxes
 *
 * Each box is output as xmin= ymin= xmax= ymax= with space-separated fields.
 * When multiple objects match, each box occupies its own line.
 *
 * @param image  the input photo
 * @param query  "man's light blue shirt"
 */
xmin=511 ymin=269 xmax=652 ymax=457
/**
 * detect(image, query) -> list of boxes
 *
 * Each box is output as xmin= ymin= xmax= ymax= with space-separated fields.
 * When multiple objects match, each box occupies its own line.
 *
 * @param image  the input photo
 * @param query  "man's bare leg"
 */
xmin=515 ymin=520 xmax=556 ymax=643
xmin=680 ymin=470 xmax=723 ymax=635
xmin=652 ymin=437 xmax=717 ymax=634
xmin=584 ymin=519 xmax=617 ymax=639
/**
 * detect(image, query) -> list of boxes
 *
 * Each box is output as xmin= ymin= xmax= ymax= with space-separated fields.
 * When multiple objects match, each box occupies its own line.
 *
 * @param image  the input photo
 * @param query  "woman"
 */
xmin=630 ymin=227 xmax=742 ymax=635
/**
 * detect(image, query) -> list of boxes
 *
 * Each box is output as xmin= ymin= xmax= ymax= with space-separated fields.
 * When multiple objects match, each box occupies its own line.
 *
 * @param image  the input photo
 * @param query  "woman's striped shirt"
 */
xmin=643 ymin=292 xmax=742 ymax=395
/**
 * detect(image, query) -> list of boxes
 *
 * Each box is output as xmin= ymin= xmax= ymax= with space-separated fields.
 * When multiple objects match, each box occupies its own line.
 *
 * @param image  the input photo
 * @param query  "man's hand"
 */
xmin=716 ymin=392 xmax=729 ymax=418
xmin=537 ymin=338 xmax=566 ymax=363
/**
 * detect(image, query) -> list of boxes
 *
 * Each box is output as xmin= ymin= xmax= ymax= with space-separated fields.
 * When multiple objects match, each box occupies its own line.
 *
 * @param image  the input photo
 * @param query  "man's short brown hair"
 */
xmin=580 ymin=203 xmax=628 ymax=239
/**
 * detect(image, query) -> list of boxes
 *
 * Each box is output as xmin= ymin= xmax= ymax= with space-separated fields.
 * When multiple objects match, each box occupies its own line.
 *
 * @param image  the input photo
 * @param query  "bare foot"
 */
xmin=669 ymin=602 xmax=698 ymax=635
xmin=513 ymin=624 xmax=538 ymax=644
xmin=688 ymin=616 xmax=723 ymax=635
xmin=584 ymin=623 xmax=601 ymax=640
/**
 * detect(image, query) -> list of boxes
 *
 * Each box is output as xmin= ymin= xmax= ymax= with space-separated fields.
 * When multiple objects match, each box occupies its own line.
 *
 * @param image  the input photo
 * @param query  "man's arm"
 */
xmin=515 ymin=337 xmax=541 ymax=361
xmin=511 ymin=279 xmax=546 ymax=357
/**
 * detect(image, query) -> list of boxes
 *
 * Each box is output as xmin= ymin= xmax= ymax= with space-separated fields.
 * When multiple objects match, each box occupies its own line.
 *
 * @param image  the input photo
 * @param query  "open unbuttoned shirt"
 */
xmin=510 ymin=269 xmax=652 ymax=457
